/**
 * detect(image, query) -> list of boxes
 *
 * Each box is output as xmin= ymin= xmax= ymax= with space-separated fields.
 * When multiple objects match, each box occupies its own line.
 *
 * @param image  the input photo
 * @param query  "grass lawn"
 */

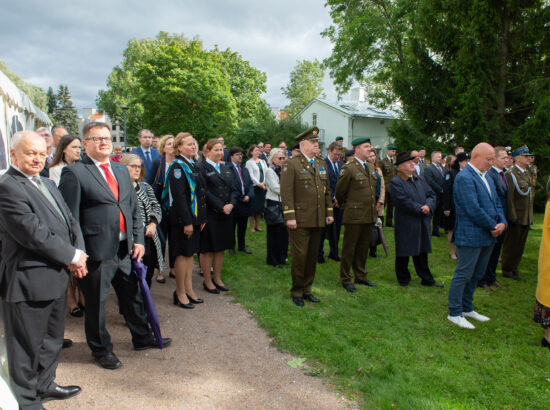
xmin=222 ymin=214 xmax=548 ymax=409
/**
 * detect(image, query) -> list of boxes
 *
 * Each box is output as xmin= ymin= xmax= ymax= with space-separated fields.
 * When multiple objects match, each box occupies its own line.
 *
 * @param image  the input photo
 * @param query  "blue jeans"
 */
xmin=448 ymin=245 xmax=494 ymax=316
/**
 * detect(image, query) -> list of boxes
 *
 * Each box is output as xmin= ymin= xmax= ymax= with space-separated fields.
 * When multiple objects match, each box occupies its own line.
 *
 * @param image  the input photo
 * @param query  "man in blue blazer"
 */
xmin=318 ymin=142 xmax=344 ymax=262
xmin=477 ymin=146 xmax=509 ymax=291
xmin=447 ymin=143 xmax=507 ymax=329
xmin=130 ymin=129 xmax=162 ymax=181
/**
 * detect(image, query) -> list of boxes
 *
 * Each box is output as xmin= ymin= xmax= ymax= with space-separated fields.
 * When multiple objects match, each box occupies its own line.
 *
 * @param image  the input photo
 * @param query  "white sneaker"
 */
xmin=447 ymin=315 xmax=475 ymax=329
xmin=463 ymin=311 xmax=490 ymax=322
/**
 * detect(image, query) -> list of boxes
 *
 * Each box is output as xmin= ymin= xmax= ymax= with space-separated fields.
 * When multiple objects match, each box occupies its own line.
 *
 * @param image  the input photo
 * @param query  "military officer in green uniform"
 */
xmin=378 ymin=144 xmax=398 ymax=226
xmin=335 ymin=136 xmax=348 ymax=162
xmin=280 ymin=127 xmax=334 ymax=307
xmin=335 ymin=137 xmax=381 ymax=292
xmin=501 ymin=145 xmax=535 ymax=280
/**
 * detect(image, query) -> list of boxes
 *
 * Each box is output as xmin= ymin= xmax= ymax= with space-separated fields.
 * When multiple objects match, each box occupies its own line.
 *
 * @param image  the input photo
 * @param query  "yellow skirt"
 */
xmin=536 ymin=201 xmax=550 ymax=307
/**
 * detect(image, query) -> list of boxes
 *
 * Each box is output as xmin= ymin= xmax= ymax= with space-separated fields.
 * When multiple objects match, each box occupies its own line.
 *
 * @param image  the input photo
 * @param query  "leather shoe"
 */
xmin=317 ymin=256 xmax=326 ymax=264
xmin=541 ymin=337 xmax=550 ymax=349
xmin=203 ymin=282 xmax=220 ymax=294
xmin=304 ymin=294 xmax=320 ymax=303
xmin=292 ymin=297 xmax=304 ymax=307
xmin=432 ymin=231 xmax=442 ymax=237
xmin=328 ymin=255 xmax=341 ymax=262
xmin=134 ymin=337 xmax=172 ymax=351
xmin=239 ymin=248 xmax=253 ymax=254
xmin=479 ymin=283 xmax=496 ymax=293
xmin=39 ymin=384 xmax=81 ymax=402
xmin=95 ymin=352 xmax=122 ymax=370
xmin=187 ymin=294 xmax=204 ymax=304
xmin=62 ymin=338 xmax=73 ymax=349
xmin=369 ymin=248 xmax=377 ymax=258
xmin=490 ymin=281 xmax=503 ymax=288
xmin=503 ymin=272 xmax=520 ymax=281
xmin=356 ymin=279 xmax=377 ymax=287
xmin=343 ymin=283 xmax=356 ymax=293
xmin=213 ymin=281 xmax=229 ymax=292
xmin=173 ymin=291 xmax=194 ymax=309
xmin=228 ymin=249 xmax=236 ymax=255
xmin=432 ymin=282 xmax=444 ymax=288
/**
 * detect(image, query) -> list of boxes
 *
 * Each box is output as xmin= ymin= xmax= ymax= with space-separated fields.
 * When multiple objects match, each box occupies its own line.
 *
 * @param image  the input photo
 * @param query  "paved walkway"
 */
xmin=49 ymin=267 xmax=353 ymax=409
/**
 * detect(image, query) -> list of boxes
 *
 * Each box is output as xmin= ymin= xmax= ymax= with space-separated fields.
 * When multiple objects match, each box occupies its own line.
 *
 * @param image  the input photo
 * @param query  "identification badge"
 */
xmin=319 ymin=170 xmax=327 ymax=175
xmin=174 ymin=169 xmax=182 ymax=179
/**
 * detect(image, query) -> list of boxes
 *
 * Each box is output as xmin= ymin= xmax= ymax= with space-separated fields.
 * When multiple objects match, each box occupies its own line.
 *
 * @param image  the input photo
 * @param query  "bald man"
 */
xmin=447 ymin=143 xmax=506 ymax=329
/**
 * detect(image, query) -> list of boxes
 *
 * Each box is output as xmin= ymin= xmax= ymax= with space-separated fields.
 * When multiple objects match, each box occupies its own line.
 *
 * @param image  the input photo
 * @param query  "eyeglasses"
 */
xmin=39 ymin=133 xmax=52 ymax=138
xmin=277 ymin=157 xmax=286 ymax=160
xmin=85 ymin=136 xmax=112 ymax=143
xmin=126 ymin=164 xmax=142 ymax=169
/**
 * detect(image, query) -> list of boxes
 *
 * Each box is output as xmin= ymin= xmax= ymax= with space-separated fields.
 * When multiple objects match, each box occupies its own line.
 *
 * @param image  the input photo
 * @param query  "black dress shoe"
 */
xmin=317 ymin=256 xmax=326 ymax=264
xmin=369 ymin=248 xmax=378 ymax=258
xmin=356 ymin=279 xmax=377 ymax=287
xmin=187 ymin=294 xmax=204 ymax=304
xmin=239 ymin=248 xmax=253 ymax=254
xmin=95 ymin=352 xmax=122 ymax=370
xmin=134 ymin=337 xmax=172 ymax=351
xmin=173 ymin=291 xmax=194 ymax=309
xmin=70 ymin=306 xmax=84 ymax=317
xmin=203 ymin=282 xmax=220 ymax=294
xmin=328 ymin=255 xmax=341 ymax=262
xmin=431 ymin=231 xmax=442 ymax=237
xmin=432 ymin=282 xmax=444 ymax=288
xmin=399 ymin=282 xmax=409 ymax=287
xmin=169 ymin=272 xmax=176 ymax=278
xmin=304 ymin=294 xmax=320 ymax=303
xmin=343 ymin=283 xmax=356 ymax=293
xmin=39 ymin=384 xmax=81 ymax=402
xmin=155 ymin=276 xmax=166 ymax=284
xmin=228 ymin=249 xmax=236 ymax=255
xmin=503 ymin=272 xmax=521 ymax=281
xmin=213 ymin=281 xmax=229 ymax=292
xmin=292 ymin=297 xmax=304 ymax=307
xmin=541 ymin=337 xmax=550 ymax=349
xmin=62 ymin=339 xmax=73 ymax=349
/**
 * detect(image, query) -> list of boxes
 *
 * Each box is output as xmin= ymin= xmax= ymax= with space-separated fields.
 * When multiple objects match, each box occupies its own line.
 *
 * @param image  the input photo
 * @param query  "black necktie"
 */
xmin=364 ymin=163 xmax=369 ymax=173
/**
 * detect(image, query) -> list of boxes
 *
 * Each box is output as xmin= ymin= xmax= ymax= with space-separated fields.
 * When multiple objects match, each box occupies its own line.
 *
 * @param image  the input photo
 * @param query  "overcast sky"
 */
xmin=1 ymin=0 xmax=341 ymax=114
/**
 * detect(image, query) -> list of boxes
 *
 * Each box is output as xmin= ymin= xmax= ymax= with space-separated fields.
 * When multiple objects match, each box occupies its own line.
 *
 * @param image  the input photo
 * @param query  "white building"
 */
xmin=79 ymin=108 xmax=125 ymax=144
xmin=296 ymin=87 xmax=400 ymax=156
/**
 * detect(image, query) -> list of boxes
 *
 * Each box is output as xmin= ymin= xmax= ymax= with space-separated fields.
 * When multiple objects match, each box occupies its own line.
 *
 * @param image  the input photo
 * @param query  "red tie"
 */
xmin=100 ymin=163 xmax=126 ymax=233
xmin=500 ymin=171 xmax=507 ymax=188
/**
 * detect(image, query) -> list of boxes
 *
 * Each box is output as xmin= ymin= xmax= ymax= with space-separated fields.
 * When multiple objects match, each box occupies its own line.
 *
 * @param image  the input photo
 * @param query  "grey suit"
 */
xmin=0 ymin=167 xmax=84 ymax=409
xmin=59 ymin=155 xmax=153 ymax=358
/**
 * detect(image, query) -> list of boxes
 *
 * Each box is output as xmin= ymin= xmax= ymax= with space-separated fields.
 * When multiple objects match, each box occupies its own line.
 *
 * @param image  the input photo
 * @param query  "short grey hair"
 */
xmin=268 ymin=147 xmax=286 ymax=165
xmin=11 ymin=130 xmax=41 ymax=150
xmin=35 ymin=127 xmax=48 ymax=134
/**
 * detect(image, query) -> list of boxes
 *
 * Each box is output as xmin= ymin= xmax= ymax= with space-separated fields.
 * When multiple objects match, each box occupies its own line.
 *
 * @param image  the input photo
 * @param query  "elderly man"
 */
xmin=0 ymin=131 xmax=87 ymax=408
xmin=379 ymin=144 xmax=397 ymax=226
xmin=130 ymin=129 xmax=162 ymax=180
xmin=60 ymin=122 xmax=170 ymax=370
xmin=52 ymin=125 xmax=68 ymax=148
xmin=447 ymin=143 xmax=506 ymax=329
xmin=390 ymin=152 xmax=443 ymax=288
xmin=423 ymin=150 xmax=447 ymax=237
xmin=335 ymin=138 xmax=380 ymax=292
xmin=281 ymin=126 xmax=333 ymax=307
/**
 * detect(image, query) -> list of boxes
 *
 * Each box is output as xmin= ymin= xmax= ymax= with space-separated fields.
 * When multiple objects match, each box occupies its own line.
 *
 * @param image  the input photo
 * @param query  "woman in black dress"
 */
xmin=166 ymin=132 xmax=207 ymax=308
xmin=198 ymin=139 xmax=239 ymax=294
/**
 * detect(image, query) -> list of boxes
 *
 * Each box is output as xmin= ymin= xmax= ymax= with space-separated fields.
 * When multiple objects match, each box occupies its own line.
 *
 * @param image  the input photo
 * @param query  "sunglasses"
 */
xmin=126 ymin=164 xmax=142 ymax=169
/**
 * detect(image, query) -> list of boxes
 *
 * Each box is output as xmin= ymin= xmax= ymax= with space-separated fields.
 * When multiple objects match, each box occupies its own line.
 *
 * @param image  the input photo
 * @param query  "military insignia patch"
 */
xmin=174 ymin=169 xmax=182 ymax=179
xmin=339 ymin=169 xmax=345 ymax=176
xmin=312 ymin=130 xmax=318 ymax=136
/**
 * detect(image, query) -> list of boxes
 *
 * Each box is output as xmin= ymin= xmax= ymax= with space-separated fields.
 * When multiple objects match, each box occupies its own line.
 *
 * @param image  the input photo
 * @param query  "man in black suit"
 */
xmin=318 ymin=142 xmax=344 ymax=262
xmin=0 ymin=131 xmax=86 ymax=408
xmin=59 ymin=122 xmax=170 ymax=370
xmin=227 ymin=147 xmax=255 ymax=254
xmin=423 ymin=150 xmax=447 ymax=236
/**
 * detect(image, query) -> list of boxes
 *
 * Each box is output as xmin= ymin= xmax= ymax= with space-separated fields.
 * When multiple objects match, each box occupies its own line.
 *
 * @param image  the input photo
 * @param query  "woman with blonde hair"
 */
xmin=245 ymin=144 xmax=268 ymax=232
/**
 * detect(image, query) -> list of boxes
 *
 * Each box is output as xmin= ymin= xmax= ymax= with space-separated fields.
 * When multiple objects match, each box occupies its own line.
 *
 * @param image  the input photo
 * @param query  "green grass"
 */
xmin=223 ymin=215 xmax=548 ymax=409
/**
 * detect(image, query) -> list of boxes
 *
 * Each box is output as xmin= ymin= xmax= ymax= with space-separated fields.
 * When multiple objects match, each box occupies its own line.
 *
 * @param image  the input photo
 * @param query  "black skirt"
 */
xmin=169 ymin=222 xmax=201 ymax=261
xmin=250 ymin=186 xmax=266 ymax=214
xmin=440 ymin=209 xmax=455 ymax=231
xmin=200 ymin=211 xmax=234 ymax=252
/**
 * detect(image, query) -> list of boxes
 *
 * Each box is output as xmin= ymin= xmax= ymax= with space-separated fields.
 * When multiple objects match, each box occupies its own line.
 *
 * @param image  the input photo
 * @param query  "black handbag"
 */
xmin=264 ymin=199 xmax=283 ymax=225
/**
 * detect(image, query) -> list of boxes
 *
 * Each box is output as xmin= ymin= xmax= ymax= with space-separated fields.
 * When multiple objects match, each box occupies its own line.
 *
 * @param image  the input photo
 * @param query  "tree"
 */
xmin=46 ymin=86 xmax=57 ymax=115
xmin=0 ymin=59 xmax=48 ymax=112
xmin=53 ymin=85 xmax=79 ymax=135
xmin=281 ymin=59 xmax=325 ymax=118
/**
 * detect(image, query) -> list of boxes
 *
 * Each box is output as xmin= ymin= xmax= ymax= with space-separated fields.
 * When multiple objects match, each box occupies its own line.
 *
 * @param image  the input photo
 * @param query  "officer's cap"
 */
xmin=387 ymin=144 xmax=398 ymax=150
xmin=295 ymin=127 xmax=319 ymax=142
xmin=351 ymin=137 xmax=371 ymax=147
xmin=513 ymin=145 xmax=533 ymax=157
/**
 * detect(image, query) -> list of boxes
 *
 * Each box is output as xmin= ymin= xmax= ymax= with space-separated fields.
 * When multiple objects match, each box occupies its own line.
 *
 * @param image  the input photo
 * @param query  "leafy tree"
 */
xmin=234 ymin=116 xmax=307 ymax=150
xmin=0 ymin=59 xmax=48 ymax=112
xmin=281 ymin=59 xmax=325 ymax=118
xmin=53 ymin=85 xmax=79 ymax=135
xmin=46 ymin=86 xmax=57 ymax=115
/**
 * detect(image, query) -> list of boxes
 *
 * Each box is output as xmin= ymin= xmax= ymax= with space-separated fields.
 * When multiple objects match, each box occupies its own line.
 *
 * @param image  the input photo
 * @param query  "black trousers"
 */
xmin=3 ymin=294 xmax=66 ymax=409
xmin=432 ymin=195 xmax=444 ymax=233
xmin=318 ymin=207 xmax=342 ymax=258
xmin=266 ymin=222 xmax=288 ymax=266
xmin=395 ymin=253 xmax=435 ymax=285
xmin=79 ymin=241 xmax=152 ymax=358
xmin=232 ymin=215 xmax=248 ymax=250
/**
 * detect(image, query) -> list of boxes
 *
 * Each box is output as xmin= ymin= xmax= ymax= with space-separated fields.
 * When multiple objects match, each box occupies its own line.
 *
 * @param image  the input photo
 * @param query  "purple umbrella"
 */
xmin=131 ymin=258 xmax=164 ymax=349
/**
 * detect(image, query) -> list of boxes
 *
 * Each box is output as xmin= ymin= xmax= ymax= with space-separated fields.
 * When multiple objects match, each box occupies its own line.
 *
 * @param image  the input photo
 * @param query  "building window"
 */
xmin=112 ymin=124 xmax=117 ymax=131
xmin=312 ymin=113 xmax=317 ymax=126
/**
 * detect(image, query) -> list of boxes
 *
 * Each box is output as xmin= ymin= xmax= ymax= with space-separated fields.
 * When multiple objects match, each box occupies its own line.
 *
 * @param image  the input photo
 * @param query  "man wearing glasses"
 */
xmin=59 ymin=121 xmax=170 ymax=370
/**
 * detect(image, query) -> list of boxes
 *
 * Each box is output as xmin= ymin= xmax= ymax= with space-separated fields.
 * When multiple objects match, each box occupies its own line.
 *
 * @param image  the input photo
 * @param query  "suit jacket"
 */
xmin=486 ymin=167 xmax=508 ymax=218
xmin=335 ymin=158 xmax=377 ymax=224
xmin=146 ymin=157 xmax=166 ymax=186
xmin=59 ymin=155 xmax=144 ymax=261
xmin=423 ymin=163 xmax=447 ymax=195
xmin=453 ymin=164 xmax=506 ymax=247
xmin=390 ymin=175 xmax=435 ymax=257
xmin=228 ymin=162 xmax=254 ymax=217
xmin=131 ymin=146 xmax=162 ymax=180
xmin=324 ymin=157 xmax=344 ymax=198
xmin=0 ymin=167 xmax=84 ymax=302
xmin=198 ymin=161 xmax=239 ymax=219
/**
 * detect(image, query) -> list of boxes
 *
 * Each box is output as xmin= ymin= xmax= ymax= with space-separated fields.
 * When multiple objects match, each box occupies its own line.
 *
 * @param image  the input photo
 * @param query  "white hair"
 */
xmin=11 ymin=130 xmax=42 ymax=150
xmin=268 ymin=147 xmax=286 ymax=165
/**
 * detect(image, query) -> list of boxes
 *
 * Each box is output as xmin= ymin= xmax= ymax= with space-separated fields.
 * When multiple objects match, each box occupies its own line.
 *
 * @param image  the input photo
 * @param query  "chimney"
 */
xmin=350 ymin=86 xmax=365 ymax=102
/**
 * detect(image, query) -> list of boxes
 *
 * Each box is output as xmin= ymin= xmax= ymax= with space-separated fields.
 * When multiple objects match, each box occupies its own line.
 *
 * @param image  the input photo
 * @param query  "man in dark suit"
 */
xmin=423 ymin=150 xmax=447 ymax=236
xmin=0 ymin=131 xmax=86 ymax=408
xmin=378 ymin=144 xmax=397 ymax=226
xmin=318 ymin=141 xmax=344 ymax=263
xmin=227 ymin=146 xmax=254 ymax=254
xmin=447 ymin=143 xmax=506 ymax=329
xmin=130 ymin=129 xmax=162 ymax=181
xmin=478 ymin=146 xmax=508 ymax=291
xmin=59 ymin=122 xmax=170 ymax=370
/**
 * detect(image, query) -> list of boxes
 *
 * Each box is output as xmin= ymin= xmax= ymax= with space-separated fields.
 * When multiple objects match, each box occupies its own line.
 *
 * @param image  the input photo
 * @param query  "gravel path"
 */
xmin=48 ymin=266 xmax=353 ymax=409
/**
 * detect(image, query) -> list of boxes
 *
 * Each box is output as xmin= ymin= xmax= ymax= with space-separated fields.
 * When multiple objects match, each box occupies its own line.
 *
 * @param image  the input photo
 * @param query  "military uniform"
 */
xmin=378 ymin=155 xmax=397 ymax=226
xmin=501 ymin=162 xmax=535 ymax=278
xmin=280 ymin=129 xmax=333 ymax=300
xmin=335 ymin=156 xmax=377 ymax=286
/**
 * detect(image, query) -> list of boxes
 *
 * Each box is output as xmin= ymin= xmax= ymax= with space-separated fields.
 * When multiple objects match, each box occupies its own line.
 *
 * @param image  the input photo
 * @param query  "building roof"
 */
xmin=299 ymin=98 xmax=400 ymax=120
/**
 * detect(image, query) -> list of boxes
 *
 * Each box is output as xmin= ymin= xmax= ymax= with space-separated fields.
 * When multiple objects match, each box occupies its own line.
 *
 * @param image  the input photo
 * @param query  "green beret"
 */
xmin=295 ymin=126 xmax=319 ymax=142
xmin=418 ymin=147 xmax=425 ymax=151
xmin=387 ymin=144 xmax=398 ymax=150
xmin=335 ymin=136 xmax=344 ymax=141
xmin=442 ymin=153 xmax=447 ymax=158
xmin=351 ymin=137 xmax=371 ymax=147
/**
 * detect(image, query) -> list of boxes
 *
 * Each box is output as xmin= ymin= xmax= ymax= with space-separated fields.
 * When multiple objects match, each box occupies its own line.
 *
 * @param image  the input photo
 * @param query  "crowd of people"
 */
xmin=0 ymin=121 xmax=548 ymax=409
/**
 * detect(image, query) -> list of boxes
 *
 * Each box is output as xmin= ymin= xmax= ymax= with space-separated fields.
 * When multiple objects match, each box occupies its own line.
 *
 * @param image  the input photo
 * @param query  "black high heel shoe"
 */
xmin=212 ymin=281 xmax=229 ymax=292
xmin=187 ymin=294 xmax=204 ymax=304
xmin=203 ymin=282 xmax=220 ymax=294
xmin=173 ymin=291 xmax=194 ymax=309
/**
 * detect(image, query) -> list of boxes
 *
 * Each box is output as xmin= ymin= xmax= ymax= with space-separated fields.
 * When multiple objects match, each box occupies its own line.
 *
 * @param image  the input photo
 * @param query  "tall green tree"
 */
xmin=281 ymin=59 xmax=325 ymax=118
xmin=46 ymin=86 xmax=57 ymax=115
xmin=53 ymin=85 xmax=79 ymax=135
